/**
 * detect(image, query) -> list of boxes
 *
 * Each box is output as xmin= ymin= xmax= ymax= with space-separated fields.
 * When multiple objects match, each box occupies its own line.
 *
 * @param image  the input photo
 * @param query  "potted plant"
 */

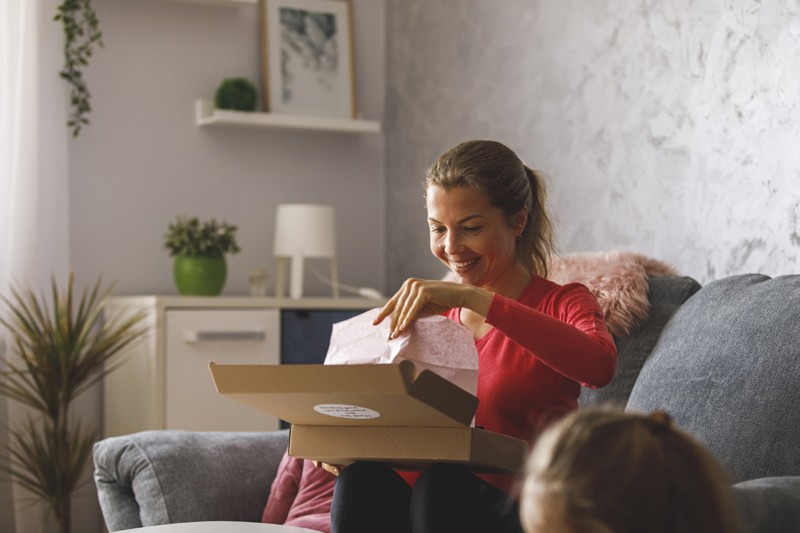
xmin=0 ymin=274 xmax=148 ymax=533
xmin=163 ymin=216 xmax=241 ymax=296
xmin=215 ymin=77 xmax=259 ymax=112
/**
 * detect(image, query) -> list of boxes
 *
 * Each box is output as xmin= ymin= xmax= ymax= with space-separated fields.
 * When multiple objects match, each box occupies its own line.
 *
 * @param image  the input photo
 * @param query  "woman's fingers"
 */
xmin=392 ymin=279 xmax=426 ymax=338
xmin=388 ymin=279 xmax=416 ymax=335
xmin=372 ymin=296 xmax=396 ymax=325
xmin=376 ymin=279 xmax=464 ymax=339
xmin=391 ymin=281 xmax=414 ymax=336
xmin=392 ymin=279 xmax=448 ymax=338
xmin=312 ymin=461 xmax=342 ymax=476
xmin=322 ymin=463 xmax=342 ymax=476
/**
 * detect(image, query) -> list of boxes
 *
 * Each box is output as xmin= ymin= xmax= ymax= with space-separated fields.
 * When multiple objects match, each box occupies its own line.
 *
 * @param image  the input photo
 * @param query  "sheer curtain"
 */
xmin=1 ymin=0 xmax=70 ymax=531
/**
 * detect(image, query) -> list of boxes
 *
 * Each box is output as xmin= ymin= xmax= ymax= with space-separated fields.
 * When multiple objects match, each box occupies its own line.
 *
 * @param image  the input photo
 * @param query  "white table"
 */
xmin=127 ymin=522 xmax=319 ymax=532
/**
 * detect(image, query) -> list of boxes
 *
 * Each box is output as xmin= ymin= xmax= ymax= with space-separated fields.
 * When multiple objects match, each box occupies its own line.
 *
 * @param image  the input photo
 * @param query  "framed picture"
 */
xmin=260 ymin=0 xmax=355 ymax=119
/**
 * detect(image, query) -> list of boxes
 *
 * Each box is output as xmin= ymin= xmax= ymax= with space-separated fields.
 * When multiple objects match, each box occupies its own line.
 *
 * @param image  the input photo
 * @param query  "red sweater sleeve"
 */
xmin=485 ymin=282 xmax=617 ymax=388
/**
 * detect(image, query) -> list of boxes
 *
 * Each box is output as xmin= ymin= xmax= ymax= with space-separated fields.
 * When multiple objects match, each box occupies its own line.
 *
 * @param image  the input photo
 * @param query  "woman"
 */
xmin=329 ymin=140 xmax=617 ymax=533
xmin=521 ymin=409 xmax=740 ymax=533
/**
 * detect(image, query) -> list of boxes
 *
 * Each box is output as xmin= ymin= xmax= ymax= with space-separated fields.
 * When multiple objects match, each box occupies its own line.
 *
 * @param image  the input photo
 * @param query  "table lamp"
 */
xmin=273 ymin=204 xmax=339 ymax=299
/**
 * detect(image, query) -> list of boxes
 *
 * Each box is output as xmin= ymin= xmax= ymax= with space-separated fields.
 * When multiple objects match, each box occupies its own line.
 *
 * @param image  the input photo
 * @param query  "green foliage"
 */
xmin=163 ymin=216 xmax=242 ymax=258
xmin=214 ymin=77 xmax=259 ymax=112
xmin=54 ymin=0 xmax=104 ymax=138
xmin=0 ymin=274 xmax=148 ymax=533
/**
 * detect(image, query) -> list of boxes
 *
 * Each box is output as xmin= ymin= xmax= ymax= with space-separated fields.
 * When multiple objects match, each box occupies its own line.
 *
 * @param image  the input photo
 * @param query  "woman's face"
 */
xmin=427 ymin=184 xmax=526 ymax=292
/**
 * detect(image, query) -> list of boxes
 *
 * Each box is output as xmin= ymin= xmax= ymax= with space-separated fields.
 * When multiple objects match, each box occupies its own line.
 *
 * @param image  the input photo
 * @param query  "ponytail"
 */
xmin=520 ymin=166 xmax=555 ymax=277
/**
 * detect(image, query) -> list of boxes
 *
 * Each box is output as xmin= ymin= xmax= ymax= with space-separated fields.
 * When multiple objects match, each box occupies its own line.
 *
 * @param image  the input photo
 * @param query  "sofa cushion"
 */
xmin=579 ymin=276 xmax=701 ymax=408
xmin=733 ymin=477 xmax=800 ymax=533
xmin=93 ymin=430 xmax=289 ymax=530
xmin=627 ymin=274 xmax=800 ymax=483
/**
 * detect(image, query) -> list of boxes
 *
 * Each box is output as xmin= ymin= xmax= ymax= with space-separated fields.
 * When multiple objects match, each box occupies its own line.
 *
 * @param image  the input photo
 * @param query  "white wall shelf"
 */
xmin=195 ymin=100 xmax=382 ymax=134
xmin=156 ymin=0 xmax=256 ymax=7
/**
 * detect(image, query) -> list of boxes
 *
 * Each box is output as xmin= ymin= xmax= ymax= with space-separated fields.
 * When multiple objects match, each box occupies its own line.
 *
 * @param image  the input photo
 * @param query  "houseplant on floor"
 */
xmin=0 ymin=274 xmax=148 ymax=533
xmin=163 ymin=216 xmax=241 ymax=296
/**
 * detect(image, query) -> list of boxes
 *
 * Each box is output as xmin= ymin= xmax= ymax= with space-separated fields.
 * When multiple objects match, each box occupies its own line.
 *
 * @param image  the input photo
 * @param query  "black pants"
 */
xmin=330 ymin=462 xmax=524 ymax=533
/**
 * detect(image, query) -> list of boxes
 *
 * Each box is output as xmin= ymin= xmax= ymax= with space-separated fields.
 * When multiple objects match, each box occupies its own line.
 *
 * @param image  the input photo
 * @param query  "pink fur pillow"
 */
xmin=548 ymin=251 xmax=677 ymax=337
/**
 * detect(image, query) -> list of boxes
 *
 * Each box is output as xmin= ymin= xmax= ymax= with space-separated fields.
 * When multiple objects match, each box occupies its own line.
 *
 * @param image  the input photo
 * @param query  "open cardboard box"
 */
xmin=209 ymin=360 xmax=527 ymax=473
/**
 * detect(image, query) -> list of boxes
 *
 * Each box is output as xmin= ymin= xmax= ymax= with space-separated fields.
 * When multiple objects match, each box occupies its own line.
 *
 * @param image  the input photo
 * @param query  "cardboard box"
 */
xmin=209 ymin=360 xmax=527 ymax=473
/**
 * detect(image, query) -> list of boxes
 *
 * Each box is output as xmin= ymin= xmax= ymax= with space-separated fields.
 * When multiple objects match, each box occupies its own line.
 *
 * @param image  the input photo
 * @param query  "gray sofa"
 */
xmin=93 ymin=274 xmax=800 ymax=532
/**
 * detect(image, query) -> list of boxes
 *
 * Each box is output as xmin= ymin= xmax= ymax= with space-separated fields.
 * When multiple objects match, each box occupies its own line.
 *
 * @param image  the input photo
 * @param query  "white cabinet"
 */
xmin=103 ymin=295 xmax=379 ymax=437
xmin=164 ymin=309 xmax=280 ymax=432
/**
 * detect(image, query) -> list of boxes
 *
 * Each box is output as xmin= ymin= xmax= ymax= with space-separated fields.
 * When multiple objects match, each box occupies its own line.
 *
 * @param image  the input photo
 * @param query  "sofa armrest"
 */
xmin=733 ymin=476 xmax=800 ymax=533
xmin=93 ymin=429 xmax=290 ymax=532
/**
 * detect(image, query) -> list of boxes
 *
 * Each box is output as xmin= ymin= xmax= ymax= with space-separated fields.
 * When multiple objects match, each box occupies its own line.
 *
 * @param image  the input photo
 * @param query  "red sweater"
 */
xmin=469 ymin=276 xmax=617 ymax=444
xmin=427 ymin=276 xmax=617 ymax=493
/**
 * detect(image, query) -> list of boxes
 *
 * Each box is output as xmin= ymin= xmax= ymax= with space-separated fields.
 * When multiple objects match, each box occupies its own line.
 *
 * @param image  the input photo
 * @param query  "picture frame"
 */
xmin=260 ymin=0 xmax=355 ymax=119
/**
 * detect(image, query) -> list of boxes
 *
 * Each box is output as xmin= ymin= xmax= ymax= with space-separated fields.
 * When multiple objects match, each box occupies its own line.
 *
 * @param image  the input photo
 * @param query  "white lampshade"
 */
xmin=273 ymin=204 xmax=336 ymax=258
xmin=273 ymin=204 xmax=337 ymax=299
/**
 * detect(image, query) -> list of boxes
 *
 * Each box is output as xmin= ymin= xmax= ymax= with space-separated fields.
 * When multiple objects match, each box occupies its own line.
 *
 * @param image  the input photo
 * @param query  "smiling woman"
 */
xmin=329 ymin=140 xmax=618 ymax=533
xmin=426 ymin=185 xmax=527 ymax=296
xmin=425 ymin=140 xmax=555 ymax=282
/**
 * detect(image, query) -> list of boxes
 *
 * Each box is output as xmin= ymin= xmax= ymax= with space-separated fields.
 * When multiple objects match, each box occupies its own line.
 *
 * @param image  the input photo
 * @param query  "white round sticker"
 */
xmin=313 ymin=403 xmax=380 ymax=419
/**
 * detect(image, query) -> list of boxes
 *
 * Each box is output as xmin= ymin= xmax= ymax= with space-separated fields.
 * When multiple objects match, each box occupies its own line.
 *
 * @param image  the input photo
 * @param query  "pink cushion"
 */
xmin=262 ymin=451 xmax=336 ymax=533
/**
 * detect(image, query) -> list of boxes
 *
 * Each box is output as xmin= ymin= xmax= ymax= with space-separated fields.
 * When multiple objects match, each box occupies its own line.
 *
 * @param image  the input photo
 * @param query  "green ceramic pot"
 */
xmin=173 ymin=255 xmax=227 ymax=296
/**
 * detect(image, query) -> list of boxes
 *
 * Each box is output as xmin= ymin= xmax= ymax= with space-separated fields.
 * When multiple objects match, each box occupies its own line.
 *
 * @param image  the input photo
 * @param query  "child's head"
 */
xmin=520 ymin=409 xmax=739 ymax=533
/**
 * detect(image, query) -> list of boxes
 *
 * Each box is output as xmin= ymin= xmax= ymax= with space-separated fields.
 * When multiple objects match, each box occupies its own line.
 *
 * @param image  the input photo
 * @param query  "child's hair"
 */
xmin=520 ymin=409 xmax=740 ymax=533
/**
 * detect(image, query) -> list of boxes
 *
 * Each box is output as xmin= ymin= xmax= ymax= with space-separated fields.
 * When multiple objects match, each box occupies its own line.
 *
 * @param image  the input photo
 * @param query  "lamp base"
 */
xmin=274 ymin=257 xmax=338 ymax=299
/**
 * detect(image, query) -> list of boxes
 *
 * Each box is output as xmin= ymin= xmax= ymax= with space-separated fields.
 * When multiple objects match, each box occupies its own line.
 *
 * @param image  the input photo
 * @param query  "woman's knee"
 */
xmin=414 ymin=463 xmax=473 ymax=498
xmin=337 ymin=461 xmax=394 ymax=487
xmin=332 ymin=462 xmax=412 ymax=533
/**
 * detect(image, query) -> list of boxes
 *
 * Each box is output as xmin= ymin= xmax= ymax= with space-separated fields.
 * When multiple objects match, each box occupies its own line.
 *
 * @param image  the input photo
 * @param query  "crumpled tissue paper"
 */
xmin=324 ymin=308 xmax=478 ymax=396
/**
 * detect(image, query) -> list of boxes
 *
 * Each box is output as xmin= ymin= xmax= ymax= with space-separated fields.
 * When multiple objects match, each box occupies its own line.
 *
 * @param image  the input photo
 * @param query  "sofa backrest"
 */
xmin=579 ymin=275 xmax=701 ymax=409
xmin=626 ymin=274 xmax=800 ymax=483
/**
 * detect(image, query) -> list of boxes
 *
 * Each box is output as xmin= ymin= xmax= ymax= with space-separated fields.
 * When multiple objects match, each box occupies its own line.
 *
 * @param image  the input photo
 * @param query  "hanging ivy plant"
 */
xmin=54 ymin=0 xmax=104 ymax=138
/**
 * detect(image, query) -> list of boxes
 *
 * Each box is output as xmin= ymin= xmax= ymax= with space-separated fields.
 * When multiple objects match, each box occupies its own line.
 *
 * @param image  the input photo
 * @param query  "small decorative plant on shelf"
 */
xmin=163 ymin=216 xmax=241 ymax=296
xmin=214 ymin=77 xmax=258 ymax=112
xmin=0 ymin=274 xmax=148 ymax=533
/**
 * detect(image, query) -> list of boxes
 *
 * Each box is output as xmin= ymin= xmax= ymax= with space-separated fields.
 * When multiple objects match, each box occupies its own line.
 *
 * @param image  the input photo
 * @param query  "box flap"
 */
xmin=209 ymin=359 xmax=479 ymax=427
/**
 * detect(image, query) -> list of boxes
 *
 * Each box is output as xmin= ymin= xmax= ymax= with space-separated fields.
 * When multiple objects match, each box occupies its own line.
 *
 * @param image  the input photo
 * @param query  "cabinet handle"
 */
xmin=183 ymin=329 xmax=266 ymax=343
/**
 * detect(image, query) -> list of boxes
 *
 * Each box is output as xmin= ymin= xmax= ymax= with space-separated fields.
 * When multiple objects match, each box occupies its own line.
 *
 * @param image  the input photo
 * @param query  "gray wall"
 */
xmin=70 ymin=0 xmax=386 ymax=297
xmin=385 ymin=0 xmax=800 ymax=288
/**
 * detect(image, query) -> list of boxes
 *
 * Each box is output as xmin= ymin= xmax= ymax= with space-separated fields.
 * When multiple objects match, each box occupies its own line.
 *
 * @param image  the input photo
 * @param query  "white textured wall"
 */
xmin=385 ymin=0 xmax=800 ymax=287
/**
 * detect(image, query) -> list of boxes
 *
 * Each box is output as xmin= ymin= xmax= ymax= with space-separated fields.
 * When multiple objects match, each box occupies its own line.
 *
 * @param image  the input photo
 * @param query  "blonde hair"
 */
xmin=425 ymin=140 xmax=556 ymax=277
xmin=520 ymin=409 xmax=740 ymax=533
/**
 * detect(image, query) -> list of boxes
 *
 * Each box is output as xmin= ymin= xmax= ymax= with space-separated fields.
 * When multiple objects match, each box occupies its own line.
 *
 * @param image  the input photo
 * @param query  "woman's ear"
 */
xmin=514 ymin=206 xmax=529 ymax=236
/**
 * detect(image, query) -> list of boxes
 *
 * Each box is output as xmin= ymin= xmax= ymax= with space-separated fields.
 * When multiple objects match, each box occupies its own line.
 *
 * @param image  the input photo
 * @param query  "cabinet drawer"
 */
xmin=165 ymin=309 xmax=280 ymax=431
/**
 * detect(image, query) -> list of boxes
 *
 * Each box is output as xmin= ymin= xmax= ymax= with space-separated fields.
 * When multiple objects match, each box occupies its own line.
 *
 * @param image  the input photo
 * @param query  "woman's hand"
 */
xmin=373 ymin=279 xmax=491 ymax=339
xmin=312 ymin=461 xmax=343 ymax=476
